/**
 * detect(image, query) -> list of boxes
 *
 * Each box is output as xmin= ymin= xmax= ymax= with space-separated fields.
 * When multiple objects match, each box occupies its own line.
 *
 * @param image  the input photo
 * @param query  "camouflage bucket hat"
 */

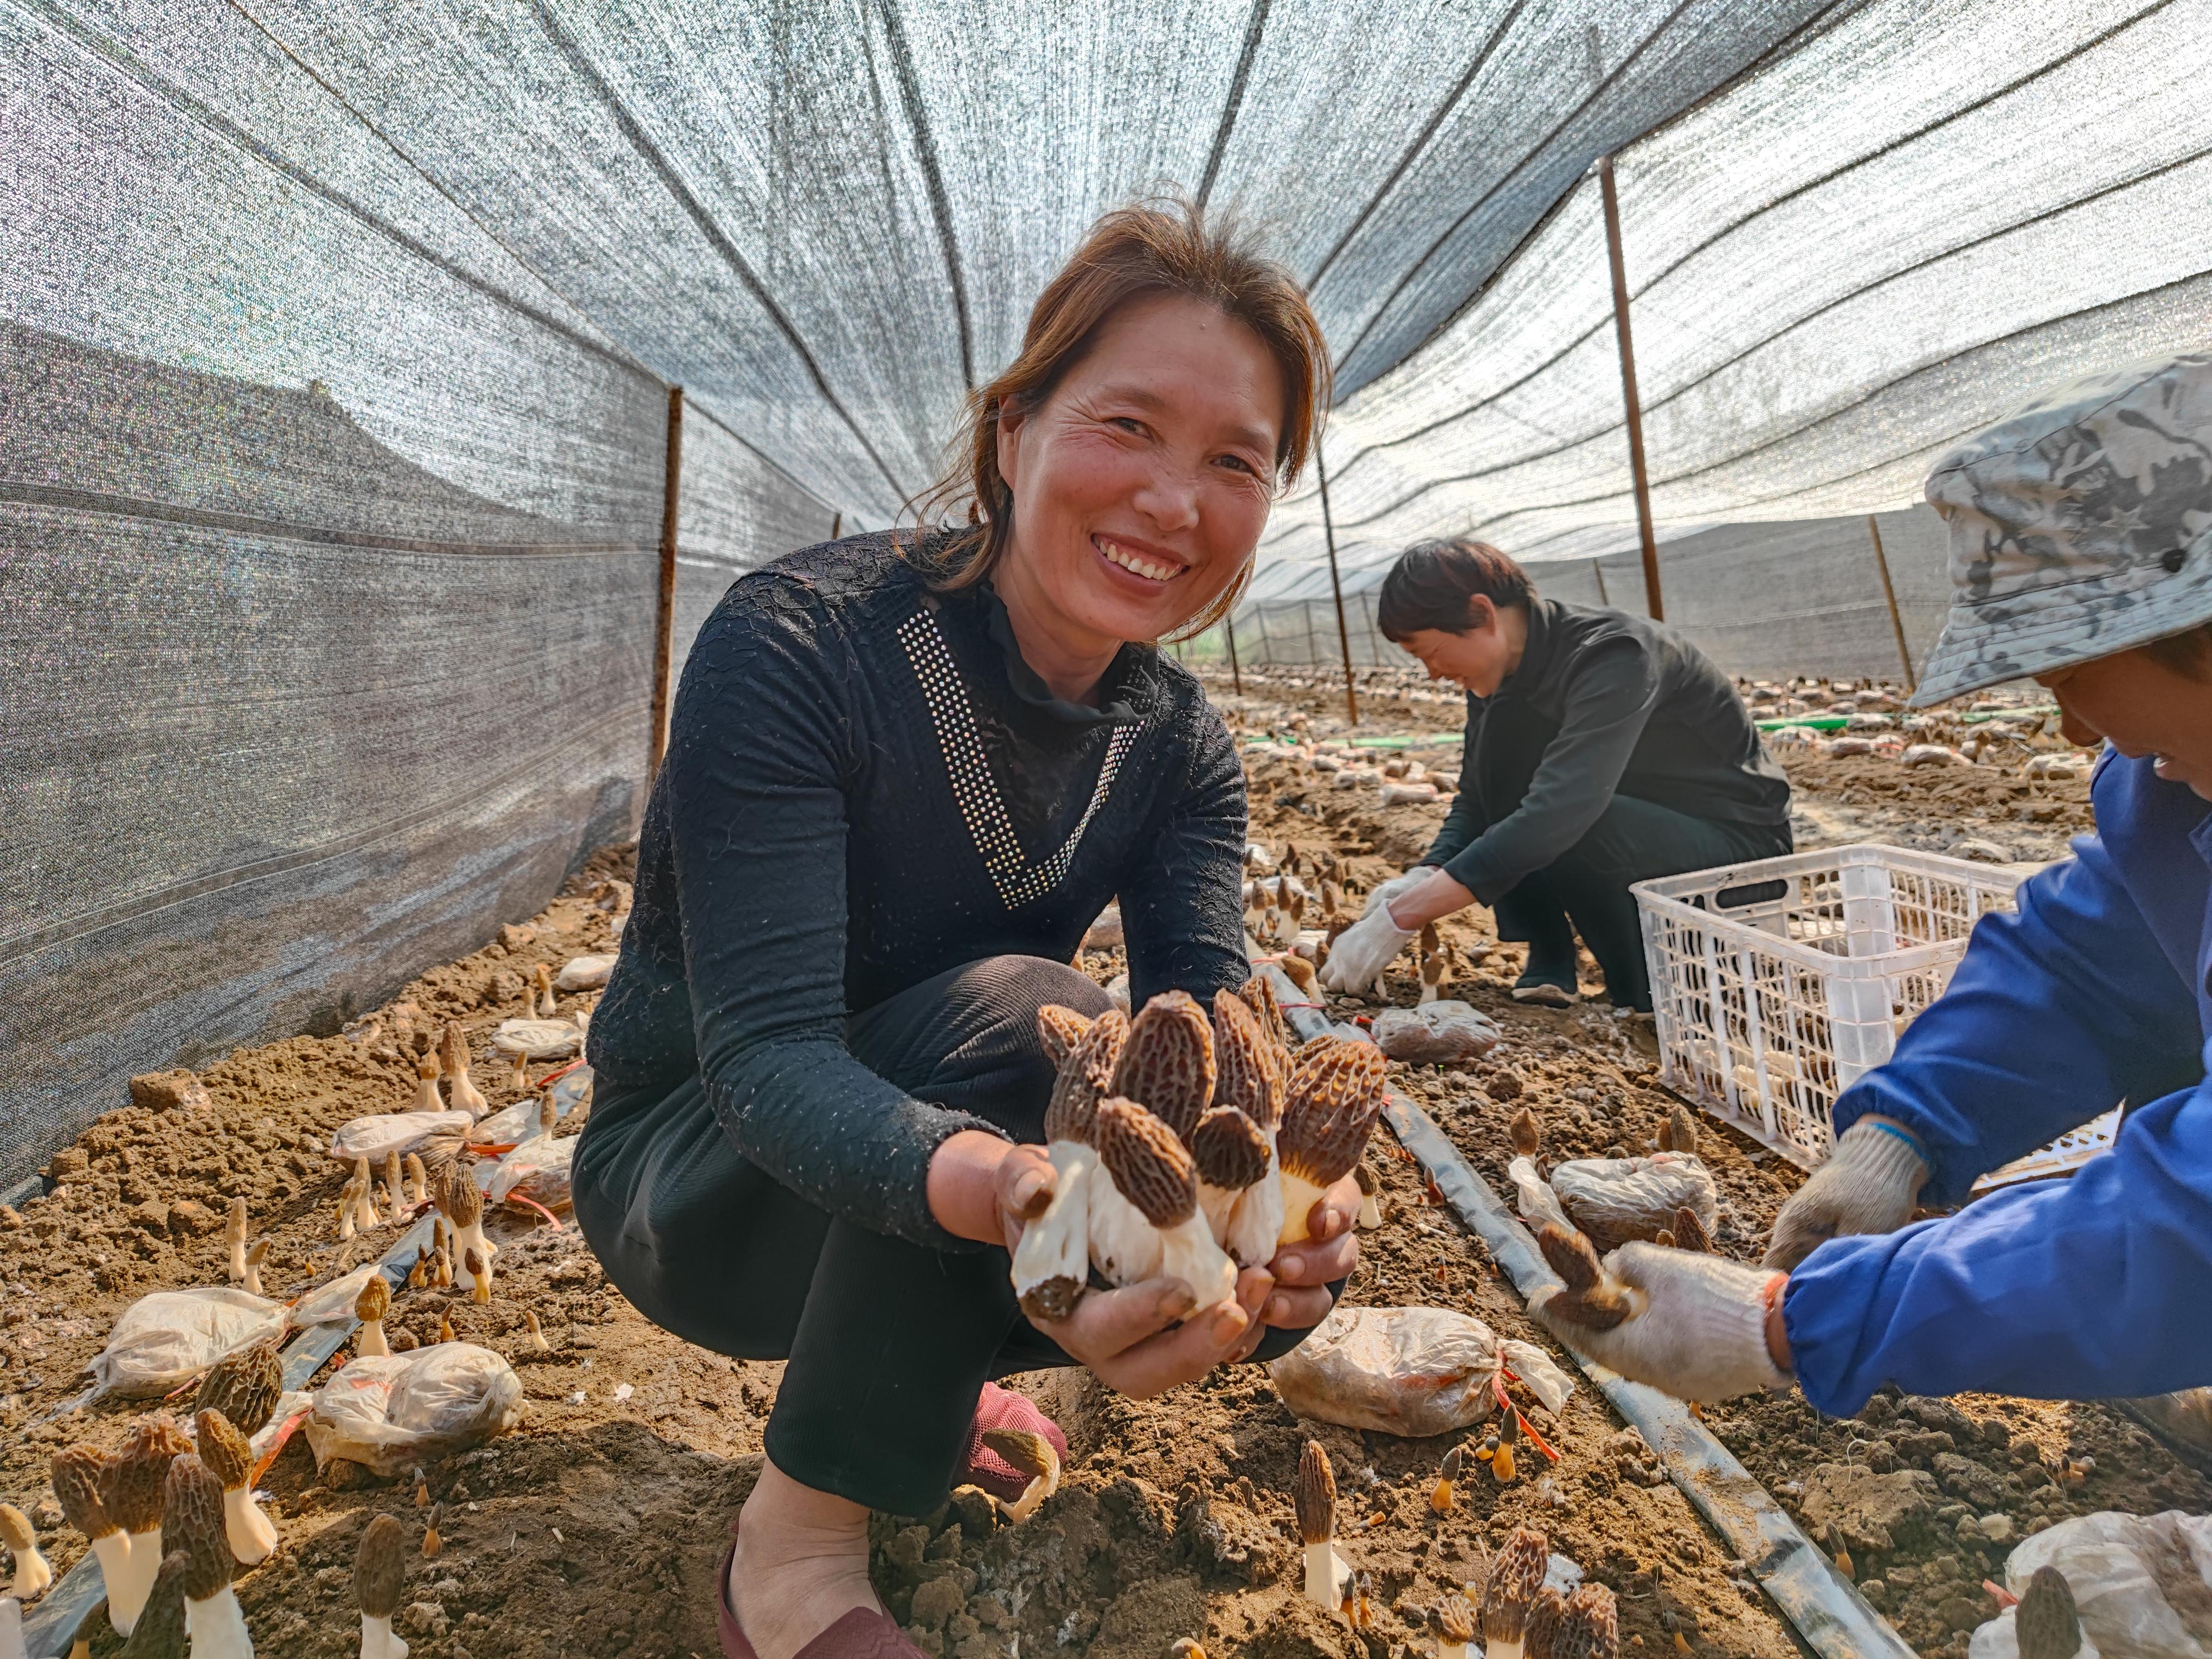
xmin=1912 ymin=352 xmax=2212 ymax=708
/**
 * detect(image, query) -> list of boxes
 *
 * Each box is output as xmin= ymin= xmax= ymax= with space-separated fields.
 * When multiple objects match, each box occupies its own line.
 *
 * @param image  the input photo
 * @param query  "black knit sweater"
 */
xmin=586 ymin=533 xmax=1249 ymax=1251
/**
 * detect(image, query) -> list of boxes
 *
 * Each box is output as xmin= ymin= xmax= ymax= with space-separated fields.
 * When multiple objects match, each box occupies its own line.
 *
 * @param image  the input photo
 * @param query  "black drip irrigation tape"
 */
xmin=1257 ymin=963 xmax=1915 ymax=1659
xmin=23 ymin=1212 xmax=439 ymax=1658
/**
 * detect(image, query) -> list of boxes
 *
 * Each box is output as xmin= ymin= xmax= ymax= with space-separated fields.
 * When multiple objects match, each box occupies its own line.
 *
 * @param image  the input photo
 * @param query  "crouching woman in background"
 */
xmin=575 ymin=201 xmax=1362 ymax=1659
xmin=1322 ymin=540 xmax=1792 ymax=1012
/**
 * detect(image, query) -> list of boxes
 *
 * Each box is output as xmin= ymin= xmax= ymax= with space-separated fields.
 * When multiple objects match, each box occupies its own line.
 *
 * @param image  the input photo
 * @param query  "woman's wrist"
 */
xmin=1386 ymin=866 xmax=1475 ymax=930
xmin=927 ymin=1130 xmax=1017 ymax=1245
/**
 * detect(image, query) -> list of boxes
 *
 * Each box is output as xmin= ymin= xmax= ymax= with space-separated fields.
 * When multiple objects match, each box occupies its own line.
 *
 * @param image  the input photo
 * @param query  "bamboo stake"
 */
xmin=1867 ymin=515 xmax=1917 ymax=692
xmin=1596 ymin=157 xmax=1663 ymax=622
xmin=1591 ymin=558 xmax=1610 ymax=607
xmin=1224 ymin=610 xmax=1244 ymax=695
xmin=648 ymin=385 xmax=685 ymax=778
xmin=1315 ymin=449 xmax=1360 ymax=725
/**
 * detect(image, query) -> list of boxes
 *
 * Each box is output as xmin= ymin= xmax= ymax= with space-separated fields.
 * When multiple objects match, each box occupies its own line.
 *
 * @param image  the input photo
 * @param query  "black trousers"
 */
xmin=574 ymin=955 xmax=1332 ymax=1516
xmin=1472 ymin=712 xmax=1790 ymax=1012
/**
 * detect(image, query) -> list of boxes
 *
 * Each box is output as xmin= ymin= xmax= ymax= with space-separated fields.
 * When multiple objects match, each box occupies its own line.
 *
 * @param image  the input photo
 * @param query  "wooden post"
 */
xmin=1866 ymin=514 xmax=1917 ymax=692
xmin=1596 ymin=156 xmax=1663 ymax=622
xmin=1315 ymin=449 xmax=1360 ymax=725
xmin=648 ymin=385 xmax=685 ymax=779
xmin=1255 ymin=605 xmax=1272 ymax=665
xmin=831 ymin=511 xmax=842 ymax=539
xmin=1224 ymin=609 xmax=1244 ymax=695
xmin=1591 ymin=558 xmax=1610 ymax=607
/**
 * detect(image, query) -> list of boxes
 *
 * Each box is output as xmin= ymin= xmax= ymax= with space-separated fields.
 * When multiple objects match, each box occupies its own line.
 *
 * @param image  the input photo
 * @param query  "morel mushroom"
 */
xmin=411 ymin=1050 xmax=443 ymax=1115
xmin=53 ymin=1446 xmax=132 ymax=1624
xmin=1294 ymin=1441 xmax=1349 ymax=1612
xmin=436 ymin=1163 xmax=493 ymax=1301
xmin=1430 ymin=1444 xmax=1462 ymax=1514
xmin=533 ymin=963 xmax=557 ymax=1019
xmin=355 ymin=1513 xmax=408 ymax=1659
xmin=439 ymin=1025 xmax=486 ymax=1118
xmin=102 ymin=1418 xmax=192 ymax=1637
xmin=1433 ymin=1592 xmax=1477 ymax=1659
xmin=350 ymin=1156 xmax=381 ymax=1233
xmin=1190 ymin=1107 xmax=1270 ymax=1256
xmin=195 ymin=1341 xmax=283 ymax=1439
xmin=239 ymin=1241 xmax=268 ymax=1299
xmin=2015 ymin=1565 xmax=2082 ymax=1659
xmin=1110 ymin=991 xmax=1216 ymax=1144
xmin=1479 ymin=1527 xmax=1549 ymax=1659
xmin=1532 ymin=1224 xmax=1646 ymax=1332
xmin=355 ymin=1275 xmax=391 ymax=1358
xmin=1523 ymin=1585 xmax=1568 ymax=1659
xmin=1554 ymin=1584 xmax=1618 ymax=1659
xmin=1211 ymin=990 xmax=1286 ymax=1266
xmin=1092 ymin=1099 xmax=1236 ymax=1309
xmin=194 ymin=1411 xmax=275 ymax=1567
xmin=115 ymin=1549 xmax=190 ymax=1659
xmin=1036 ymin=1003 xmax=1093 ymax=1071
xmin=1008 ymin=1008 xmax=1127 ymax=1322
xmin=981 ymin=1428 xmax=1059 ymax=1524
xmin=224 ymin=1199 xmax=249 ymax=1288
xmin=1276 ymin=1037 xmax=1387 ymax=1245
xmin=0 ymin=1504 xmax=50 ymax=1602
xmin=1352 ymin=1162 xmax=1382 ymax=1230
xmin=165 ymin=1455 xmax=253 ymax=1657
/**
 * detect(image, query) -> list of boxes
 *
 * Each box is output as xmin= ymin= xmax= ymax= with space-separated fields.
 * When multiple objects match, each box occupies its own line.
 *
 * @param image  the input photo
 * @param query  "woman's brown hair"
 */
xmin=908 ymin=196 xmax=1330 ymax=639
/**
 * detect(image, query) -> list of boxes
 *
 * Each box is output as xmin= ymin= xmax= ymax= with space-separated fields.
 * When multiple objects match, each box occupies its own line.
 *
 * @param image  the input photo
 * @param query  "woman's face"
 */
xmin=996 ymin=292 xmax=1285 ymax=646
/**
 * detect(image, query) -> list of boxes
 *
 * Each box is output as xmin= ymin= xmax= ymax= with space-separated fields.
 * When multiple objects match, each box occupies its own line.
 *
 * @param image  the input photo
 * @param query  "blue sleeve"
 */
xmin=1786 ymin=1073 xmax=2212 ymax=1414
xmin=1829 ymin=831 xmax=2200 ymax=1205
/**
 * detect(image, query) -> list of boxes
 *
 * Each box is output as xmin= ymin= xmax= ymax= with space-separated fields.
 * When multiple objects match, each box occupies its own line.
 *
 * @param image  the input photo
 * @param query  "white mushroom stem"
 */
xmin=108 ymin=1527 xmax=160 ymax=1635
xmin=87 ymin=1533 xmax=133 ymax=1624
xmin=1086 ymin=1176 xmax=1162 ymax=1287
xmin=1224 ymin=1133 xmax=1285 ymax=1269
xmin=1002 ymin=1462 xmax=1059 ymax=1525
xmin=184 ymin=1582 xmax=256 ymax=1658
xmin=454 ymin=1221 xmax=494 ymax=1299
xmin=1008 ymin=1142 xmax=1093 ymax=1312
xmin=358 ymin=1315 xmax=389 ymax=1358
xmin=351 ymin=1160 xmax=381 ymax=1231
xmin=1303 ymin=1539 xmax=1348 ymax=1612
xmin=1197 ymin=1178 xmax=1239 ymax=1246
xmin=1276 ymin=1170 xmax=1330 ymax=1246
xmin=221 ymin=1486 xmax=278 ymax=1567
xmin=240 ymin=1240 xmax=267 ymax=1298
xmin=226 ymin=1199 xmax=248 ymax=1285
xmin=359 ymin=1612 xmax=409 ymax=1659
xmin=1439 ymin=1639 xmax=1467 ymax=1659
xmin=1156 ymin=1213 xmax=1237 ymax=1313
xmin=1357 ymin=1188 xmax=1382 ymax=1230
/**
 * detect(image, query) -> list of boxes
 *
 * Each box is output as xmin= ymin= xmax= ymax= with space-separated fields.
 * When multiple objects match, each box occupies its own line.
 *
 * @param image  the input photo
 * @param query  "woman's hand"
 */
xmin=1034 ymin=1269 xmax=1275 ymax=1399
xmin=1261 ymin=1173 xmax=1360 ymax=1329
xmin=927 ymin=1130 xmax=1049 ymax=1248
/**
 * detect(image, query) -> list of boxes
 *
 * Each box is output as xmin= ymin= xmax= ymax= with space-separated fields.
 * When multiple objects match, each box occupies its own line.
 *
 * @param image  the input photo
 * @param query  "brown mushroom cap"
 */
xmin=438 ymin=1160 xmax=483 ymax=1229
xmin=195 ymin=1339 xmax=285 ymax=1438
xmin=980 ymin=1427 xmax=1057 ymax=1482
xmin=2015 ymin=1565 xmax=2083 ymax=1659
xmin=1210 ymin=991 xmax=1284 ymax=1133
xmin=1352 ymin=1161 xmax=1378 ymax=1197
xmin=1555 ymin=1583 xmax=1619 ymax=1659
xmin=356 ymin=1273 xmax=392 ymax=1324
xmin=0 ymin=1502 xmax=34 ymax=1555
xmin=1110 ymin=991 xmax=1217 ymax=1143
xmin=1278 ymin=1038 xmax=1387 ymax=1187
xmin=1294 ymin=1440 xmax=1335 ymax=1546
xmin=104 ymin=1418 xmax=192 ymax=1535
xmin=1036 ymin=1004 xmax=1095 ymax=1070
xmin=193 ymin=1409 xmax=254 ymax=1493
xmin=1480 ymin=1527 xmax=1549 ymax=1644
xmin=1235 ymin=973 xmax=1292 ymax=1056
xmin=1439 ymin=1444 xmax=1463 ymax=1482
xmin=1535 ymin=1224 xmax=1637 ymax=1331
xmin=1509 ymin=1108 xmax=1542 ymax=1160
xmin=1524 ymin=1585 xmax=1569 ymax=1659
xmin=1433 ymin=1592 xmax=1476 ymax=1645
xmin=115 ymin=1549 xmax=191 ymax=1659
xmin=1190 ymin=1107 xmax=1270 ymax=1192
xmin=1664 ymin=1103 xmax=1700 ymax=1158
xmin=161 ymin=1454 xmax=230 ymax=1601
xmin=52 ymin=1445 xmax=115 ymax=1538
xmin=1043 ymin=1009 xmax=1127 ymax=1147
xmin=439 ymin=1023 xmax=471 ymax=1076
xmin=1094 ymin=1098 xmax=1199 ymax=1229
xmin=356 ymin=1513 xmax=408 ymax=1618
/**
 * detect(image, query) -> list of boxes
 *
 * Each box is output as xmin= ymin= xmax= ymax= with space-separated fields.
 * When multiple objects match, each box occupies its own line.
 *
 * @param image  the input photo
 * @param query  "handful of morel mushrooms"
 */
xmin=1012 ymin=976 xmax=1385 ymax=1321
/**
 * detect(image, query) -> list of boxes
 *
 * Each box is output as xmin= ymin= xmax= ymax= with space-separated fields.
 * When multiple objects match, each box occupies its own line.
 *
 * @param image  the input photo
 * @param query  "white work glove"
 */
xmin=1530 ymin=1243 xmax=1793 ymax=1404
xmin=1763 ymin=1121 xmax=1929 ymax=1270
xmin=1316 ymin=872 xmax=1425 ymax=994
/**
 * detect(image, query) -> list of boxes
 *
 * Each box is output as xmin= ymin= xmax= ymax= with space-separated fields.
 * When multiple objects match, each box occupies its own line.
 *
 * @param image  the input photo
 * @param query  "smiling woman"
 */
xmin=574 ymin=199 xmax=1347 ymax=1659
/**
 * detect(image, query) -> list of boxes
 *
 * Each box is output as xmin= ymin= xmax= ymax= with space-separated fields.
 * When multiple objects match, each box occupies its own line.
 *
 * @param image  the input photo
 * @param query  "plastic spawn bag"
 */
xmin=471 ymin=1066 xmax=590 ymax=1144
xmin=330 ymin=1110 xmax=472 ymax=1165
xmin=90 ymin=1287 xmax=286 ymax=1399
xmin=1268 ymin=1303 xmax=1574 ymax=1437
xmin=304 ymin=1342 xmax=524 ymax=1477
xmin=475 ymin=1135 xmax=575 ymax=1212
xmin=1969 ymin=1510 xmax=2212 ymax=1659
xmin=291 ymin=1264 xmax=386 ymax=1327
xmin=1509 ymin=1154 xmax=1718 ymax=1253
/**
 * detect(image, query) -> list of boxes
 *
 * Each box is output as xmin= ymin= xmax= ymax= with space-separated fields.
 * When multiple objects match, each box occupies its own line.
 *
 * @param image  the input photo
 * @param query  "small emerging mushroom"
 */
xmin=1654 ymin=1104 xmax=1700 ymax=1157
xmin=1479 ymin=1527 xmax=1549 ymax=1659
xmin=1492 ymin=1409 xmax=1519 ymax=1484
xmin=981 ymin=1429 xmax=1058 ymax=1523
xmin=53 ymin=1447 xmax=131 ymax=1623
xmin=1352 ymin=1162 xmax=1382 ymax=1230
xmin=1433 ymin=1592 xmax=1477 ymax=1659
xmin=1509 ymin=1109 xmax=1541 ymax=1162
xmin=1419 ymin=948 xmax=1450 ymax=1006
xmin=224 ymin=1199 xmax=249 ymax=1288
xmin=439 ymin=1025 xmax=486 ymax=1118
xmin=2016 ymin=1565 xmax=2082 ymax=1659
xmin=0 ymin=1504 xmax=50 ymax=1602
xmin=411 ymin=1050 xmax=443 ymax=1115
xmin=421 ymin=1503 xmax=443 ymax=1560
xmin=1532 ymin=1224 xmax=1645 ymax=1332
xmin=525 ymin=1310 xmax=549 ymax=1353
xmin=463 ymin=1247 xmax=490 ymax=1306
xmin=337 ymin=1174 xmax=363 ymax=1244
xmin=163 ymin=1456 xmax=253 ymax=1657
xmin=239 ymin=1240 xmax=268 ymax=1299
xmin=436 ymin=1310 xmax=456 ymax=1345
xmin=355 ymin=1513 xmax=409 ymax=1659
xmin=194 ymin=1411 xmax=276 ymax=1567
xmin=436 ymin=1163 xmax=493 ymax=1302
xmin=195 ymin=1340 xmax=283 ymax=1438
xmin=533 ymin=963 xmax=557 ymax=1019
xmin=355 ymin=1276 xmax=391 ymax=1358
xmin=104 ymin=1418 xmax=194 ymax=1637
xmin=114 ymin=1548 xmax=190 ymax=1659
xmin=1295 ymin=1441 xmax=1349 ymax=1612
xmin=381 ymin=1153 xmax=406 ymax=1217
xmin=350 ymin=1156 xmax=381 ymax=1233
xmin=1352 ymin=1572 xmax=1374 ymax=1629
xmin=403 ymin=1154 xmax=429 ymax=1210
xmin=1431 ymin=1444 xmax=1462 ymax=1513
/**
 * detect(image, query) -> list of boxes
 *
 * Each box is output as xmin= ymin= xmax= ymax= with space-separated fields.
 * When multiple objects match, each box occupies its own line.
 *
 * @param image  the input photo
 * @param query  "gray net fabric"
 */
xmin=2 ymin=0 xmax=2202 ymax=1180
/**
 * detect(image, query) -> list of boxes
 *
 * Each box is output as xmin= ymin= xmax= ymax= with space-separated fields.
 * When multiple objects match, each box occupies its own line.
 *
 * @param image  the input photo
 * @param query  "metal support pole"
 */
xmin=648 ymin=385 xmax=685 ymax=779
xmin=1304 ymin=599 xmax=1319 ymax=666
xmin=1315 ymin=449 xmax=1360 ymax=725
xmin=1224 ymin=609 xmax=1244 ymax=695
xmin=1866 ymin=515 xmax=1917 ymax=692
xmin=1255 ymin=606 xmax=1272 ymax=665
xmin=1591 ymin=558 xmax=1610 ymax=607
xmin=1596 ymin=156 xmax=1663 ymax=622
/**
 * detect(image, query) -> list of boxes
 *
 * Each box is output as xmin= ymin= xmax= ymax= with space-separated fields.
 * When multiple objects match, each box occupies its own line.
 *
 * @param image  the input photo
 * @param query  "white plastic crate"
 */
xmin=1632 ymin=845 xmax=2026 ymax=1171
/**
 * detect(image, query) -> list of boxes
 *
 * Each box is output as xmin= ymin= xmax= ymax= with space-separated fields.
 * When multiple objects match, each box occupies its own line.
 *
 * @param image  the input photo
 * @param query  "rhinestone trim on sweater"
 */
xmin=897 ymin=610 xmax=1140 ymax=909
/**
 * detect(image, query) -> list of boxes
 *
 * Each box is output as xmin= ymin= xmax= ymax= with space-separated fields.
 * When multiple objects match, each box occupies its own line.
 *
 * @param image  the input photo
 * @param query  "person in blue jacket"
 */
xmin=1532 ymin=351 xmax=2212 ymax=1412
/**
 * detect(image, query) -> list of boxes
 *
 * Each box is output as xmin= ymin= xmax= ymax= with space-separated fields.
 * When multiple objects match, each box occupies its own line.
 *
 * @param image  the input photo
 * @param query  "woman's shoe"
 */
xmin=1510 ymin=971 xmax=1578 ymax=1007
xmin=718 ymin=1534 xmax=926 ymax=1659
xmin=959 ymin=1381 xmax=1068 ymax=1504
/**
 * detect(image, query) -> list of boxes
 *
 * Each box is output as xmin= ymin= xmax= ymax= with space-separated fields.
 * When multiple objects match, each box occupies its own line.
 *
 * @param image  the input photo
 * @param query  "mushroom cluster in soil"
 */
xmin=1011 ymin=976 xmax=1386 ymax=1323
